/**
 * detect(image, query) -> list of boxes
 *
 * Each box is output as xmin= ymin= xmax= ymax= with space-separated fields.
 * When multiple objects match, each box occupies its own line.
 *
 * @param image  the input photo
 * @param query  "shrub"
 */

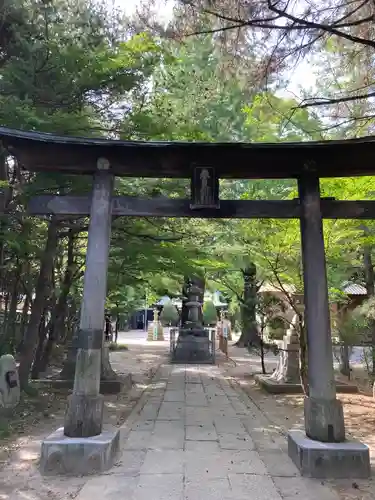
xmin=160 ymin=301 xmax=179 ymax=326
xmin=203 ymin=301 xmax=218 ymax=326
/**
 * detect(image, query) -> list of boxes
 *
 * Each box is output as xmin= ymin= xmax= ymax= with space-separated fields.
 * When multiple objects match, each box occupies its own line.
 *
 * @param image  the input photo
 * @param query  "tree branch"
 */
xmin=297 ymin=89 xmax=375 ymax=109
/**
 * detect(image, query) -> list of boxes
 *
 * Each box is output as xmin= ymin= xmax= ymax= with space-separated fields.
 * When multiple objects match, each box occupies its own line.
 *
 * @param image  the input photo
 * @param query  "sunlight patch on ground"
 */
xmin=148 ymin=382 xmax=167 ymax=389
xmin=11 ymin=492 xmax=35 ymax=500
xmin=136 ymin=354 xmax=162 ymax=360
xmin=134 ymin=383 xmax=148 ymax=390
xmin=17 ymin=447 xmax=39 ymax=462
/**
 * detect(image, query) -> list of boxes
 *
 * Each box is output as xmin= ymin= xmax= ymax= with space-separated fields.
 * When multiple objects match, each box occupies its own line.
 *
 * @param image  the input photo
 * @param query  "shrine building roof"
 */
xmin=1 ymin=126 xmax=375 ymax=179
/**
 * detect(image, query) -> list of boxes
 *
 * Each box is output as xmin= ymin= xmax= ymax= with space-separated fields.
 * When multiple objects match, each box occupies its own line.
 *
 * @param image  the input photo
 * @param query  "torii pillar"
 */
xmin=288 ymin=171 xmax=370 ymax=478
xmin=298 ymin=173 xmax=345 ymax=441
xmin=40 ymin=158 xmax=120 ymax=476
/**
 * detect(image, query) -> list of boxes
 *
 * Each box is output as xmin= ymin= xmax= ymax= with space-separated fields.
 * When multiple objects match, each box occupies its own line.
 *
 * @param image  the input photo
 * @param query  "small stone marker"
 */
xmin=0 ymin=354 xmax=20 ymax=409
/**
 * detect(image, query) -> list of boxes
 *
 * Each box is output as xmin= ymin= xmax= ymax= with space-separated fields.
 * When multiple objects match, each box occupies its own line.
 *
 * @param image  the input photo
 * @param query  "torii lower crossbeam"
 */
xmin=28 ymin=195 xmax=375 ymax=219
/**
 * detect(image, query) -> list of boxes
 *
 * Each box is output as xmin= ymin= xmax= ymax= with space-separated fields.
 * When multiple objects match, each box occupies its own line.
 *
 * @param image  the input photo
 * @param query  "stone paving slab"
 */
xmin=272 ymin=476 xmax=340 ymax=500
xmin=110 ymin=450 xmax=146 ymax=476
xmin=78 ymin=475 xmax=138 ymax=499
xmin=185 ymin=424 xmax=217 ymax=441
xmin=185 ymin=384 xmax=205 ymax=394
xmin=185 ymin=411 xmax=213 ymax=426
xmin=184 ymin=477 xmax=232 ymax=500
xmin=164 ymin=390 xmax=185 ymax=402
xmin=76 ymin=364 xmax=341 ymax=500
xmin=158 ymin=401 xmax=185 ymax=420
xmin=218 ymin=432 xmax=255 ymax=450
xmin=150 ymin=421 xmax=185 ymax=449
xmin=184 ymin=440 xmax=221 ymax=452
xmin=140 ymin=449 xmax=185 ymax=474
xmin=135 ymin=473 xmax=184 ymax=500
xmin=228 ymin=473 xmax=283 ymax=500
xmin=185 ymin=393 xmax=208 ymax=406
xmin=214 ymin=416 xmax=247 ymax=434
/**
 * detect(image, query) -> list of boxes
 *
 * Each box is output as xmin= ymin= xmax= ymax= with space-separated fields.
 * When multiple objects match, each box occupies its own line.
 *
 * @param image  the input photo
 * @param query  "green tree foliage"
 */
xmin=128 ymin=35 xmax=257 ymax=141
xmin=3 ymin=0 xmax=375 ymax=393
xmin=0 ymin=0 xmax=161 ymax=134
xmin=0 ymin=0 xmax=166 ymax=389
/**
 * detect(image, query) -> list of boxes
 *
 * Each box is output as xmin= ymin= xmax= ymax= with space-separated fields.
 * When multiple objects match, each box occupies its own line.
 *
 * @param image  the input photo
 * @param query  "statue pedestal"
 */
xmin=255 ymin=331 xmax=357 ymax=394
xmin=172 ymin=327 xmax=214 ymax=364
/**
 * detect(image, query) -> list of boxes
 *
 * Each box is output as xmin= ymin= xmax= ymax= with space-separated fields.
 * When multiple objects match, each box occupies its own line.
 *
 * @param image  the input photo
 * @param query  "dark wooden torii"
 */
xmin=2 ymin=126 xmax=373 ymax=449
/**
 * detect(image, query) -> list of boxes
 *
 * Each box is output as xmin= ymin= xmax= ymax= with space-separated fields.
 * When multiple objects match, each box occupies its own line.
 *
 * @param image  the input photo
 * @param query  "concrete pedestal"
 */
xmin=40 ymin=427 xmax=120 ymax=476
xmin=288 ymin=429 xmax=370 ymax=479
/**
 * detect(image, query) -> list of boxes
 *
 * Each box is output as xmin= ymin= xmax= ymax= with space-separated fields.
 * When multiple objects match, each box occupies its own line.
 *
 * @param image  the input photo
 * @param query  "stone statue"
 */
xmin=147 ymin=308 xmax=164 ymax=341
xmin=269 ymin=314 xmax=300 ymax=384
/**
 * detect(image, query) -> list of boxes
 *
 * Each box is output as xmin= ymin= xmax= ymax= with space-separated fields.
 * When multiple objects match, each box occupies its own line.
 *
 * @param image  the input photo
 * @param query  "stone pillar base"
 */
xmin=288 ymin=429 xmax=370 ymax=478
xmin=304 ymin=396 xmax=345 ymax=442
xmin=64 ymin=394 xmax=104 ymax=438
xmin=40 ymin=426 xmax=120 ymax=476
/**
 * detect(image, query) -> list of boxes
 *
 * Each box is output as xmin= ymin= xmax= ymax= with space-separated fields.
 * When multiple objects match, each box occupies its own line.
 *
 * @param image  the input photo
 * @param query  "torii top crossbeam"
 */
xmin=1 ymin=126 xmax=375 ymax=178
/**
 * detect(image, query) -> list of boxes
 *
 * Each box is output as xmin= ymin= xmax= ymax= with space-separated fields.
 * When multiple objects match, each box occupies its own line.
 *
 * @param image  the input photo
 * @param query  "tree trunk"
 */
xmin=363 ymin=226 xmax=375 ymax=375
xmin=2 ymin=290 xmax=9 ymax=334
xmin=39 ymin=296 xmax=67 ymax=374
xmin=2 ymin=267 xmax=21 ymax=353
xmin=64 ymin=298 xmax=78 ymax=344
xmin=339 ymin=344 xmax=351 ymax=378
xmin=18 ymin=218 xmax=59 ymax=391
xmin=0 ymin=151 xmax=12 ymax=296
xmin=235 ymin=263 xmax=259 ymax=347
xmin=260 ymin=340 xmax=266 ymax=374
xmin=335 ymin=304 xmax=351 ymax=377
xmin=31 ymin=311 xmax=48 ymax=379
xmin=258 ymin=317 xmax=267 ymax=374
xmin=115 ymin=308 xmax=119 ymax=343
xmin=39 ymin=229 xmax=76 ymax=373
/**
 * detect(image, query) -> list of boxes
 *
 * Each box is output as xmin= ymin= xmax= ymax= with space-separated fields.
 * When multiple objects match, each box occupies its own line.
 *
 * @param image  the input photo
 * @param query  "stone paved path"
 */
xmin=77 ymin=364 xmax=340 ymax=500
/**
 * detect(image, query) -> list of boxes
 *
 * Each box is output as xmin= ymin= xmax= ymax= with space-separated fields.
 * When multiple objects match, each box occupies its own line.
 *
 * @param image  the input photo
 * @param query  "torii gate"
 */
xmin=0 ymin=127 xmax=371 ymax=477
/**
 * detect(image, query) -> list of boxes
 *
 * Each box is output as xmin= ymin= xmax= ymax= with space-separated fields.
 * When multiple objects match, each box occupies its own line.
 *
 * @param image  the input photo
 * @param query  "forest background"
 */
xmin=1 ymin=0 xmax=375 ymax=390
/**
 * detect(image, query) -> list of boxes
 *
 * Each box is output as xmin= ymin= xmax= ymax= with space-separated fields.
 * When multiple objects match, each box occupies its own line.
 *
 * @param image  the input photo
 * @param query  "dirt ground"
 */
xmin=0 ymin=343 xmax=168 ymax=500
xmin=223 ymin=345 xmax=375 ymax=500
